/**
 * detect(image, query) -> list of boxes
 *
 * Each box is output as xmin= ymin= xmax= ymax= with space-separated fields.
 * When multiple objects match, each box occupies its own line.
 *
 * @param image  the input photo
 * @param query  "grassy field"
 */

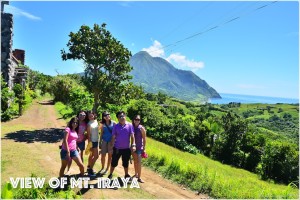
xmin=143 ymin=137 xmax=299 ymax=199
xmin=229 ymin=103 xmax=299 ymax=119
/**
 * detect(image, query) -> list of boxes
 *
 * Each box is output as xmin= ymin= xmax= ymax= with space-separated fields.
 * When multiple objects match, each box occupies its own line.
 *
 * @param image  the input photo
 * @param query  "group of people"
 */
xmin=59 ymin=110 xmax=147 ymax=183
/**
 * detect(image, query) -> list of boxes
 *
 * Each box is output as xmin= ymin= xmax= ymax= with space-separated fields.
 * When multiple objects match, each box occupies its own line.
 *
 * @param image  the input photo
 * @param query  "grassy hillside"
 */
xmin=143 ymin=137 xmax=298 ymax=199
xmin=219 ymin=103 xmax=299 ymax=144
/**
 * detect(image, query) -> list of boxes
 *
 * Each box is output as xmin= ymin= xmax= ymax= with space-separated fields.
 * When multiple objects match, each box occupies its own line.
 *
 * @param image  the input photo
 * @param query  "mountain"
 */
xmin=129 ymin=51 xmax=221 ymax=102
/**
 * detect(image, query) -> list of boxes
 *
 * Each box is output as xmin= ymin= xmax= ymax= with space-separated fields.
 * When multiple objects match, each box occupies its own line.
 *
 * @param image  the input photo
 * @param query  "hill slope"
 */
xmin=1 ymin=98 xmax=205 ymax=199
xmin=129 ymin=51 xmax=221 ymax=102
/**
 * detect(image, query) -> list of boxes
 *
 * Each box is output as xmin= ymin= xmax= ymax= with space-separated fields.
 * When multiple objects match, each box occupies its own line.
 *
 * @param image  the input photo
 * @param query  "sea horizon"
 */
xmin=209 ymin=93 xmax=299 ymax=104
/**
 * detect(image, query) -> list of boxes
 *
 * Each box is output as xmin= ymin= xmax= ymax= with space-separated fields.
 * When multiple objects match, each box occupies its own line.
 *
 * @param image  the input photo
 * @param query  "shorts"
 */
xmin=135 ymin=150 xmax=143 ymax=155
xmin=111 ymin=147 xmax=131 ymax=168
xmin=92 ymin=142 xmax=98 ymax=148
xmin=77 ymin=141 xmax=85 ymax=151
xmin=60 ymin=149 xmax=79 ymax=160
xmin=100 ymin=141 xmax=113 ymax=155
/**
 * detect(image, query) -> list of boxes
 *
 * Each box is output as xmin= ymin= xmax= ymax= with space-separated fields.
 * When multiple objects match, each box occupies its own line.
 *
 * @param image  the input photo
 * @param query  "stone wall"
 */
xmin=1 ymin=12 xmax=16 ymax=89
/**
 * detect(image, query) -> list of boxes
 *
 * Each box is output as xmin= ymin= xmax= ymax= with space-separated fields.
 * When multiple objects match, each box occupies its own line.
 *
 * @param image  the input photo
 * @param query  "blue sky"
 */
xmin=4 ymin=1 xmax=299 ymax=99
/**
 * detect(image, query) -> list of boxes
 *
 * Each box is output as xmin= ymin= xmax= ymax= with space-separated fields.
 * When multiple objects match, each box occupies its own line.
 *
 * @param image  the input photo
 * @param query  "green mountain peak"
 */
xmin=129 ymin=51 xmax=221 ymax=102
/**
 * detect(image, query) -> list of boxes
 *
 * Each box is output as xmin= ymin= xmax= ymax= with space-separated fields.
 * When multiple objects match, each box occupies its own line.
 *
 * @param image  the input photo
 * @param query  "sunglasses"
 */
xmin=134 ymin=119 xmax=140 ymax=121
xmin=104 ymin=114 xmax=110 ymax=117
xmin=73 ymin=122 xmax=78 ymax=124
xmin=118 ymin=115 xmax=125 ymax=119
xmin=79 ymin=114 xmax=86 ymax=117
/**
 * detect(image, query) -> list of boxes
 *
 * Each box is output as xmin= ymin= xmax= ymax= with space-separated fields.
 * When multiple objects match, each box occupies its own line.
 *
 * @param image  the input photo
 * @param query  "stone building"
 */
xmin=1 ymin=1 xmax=27 ymax=89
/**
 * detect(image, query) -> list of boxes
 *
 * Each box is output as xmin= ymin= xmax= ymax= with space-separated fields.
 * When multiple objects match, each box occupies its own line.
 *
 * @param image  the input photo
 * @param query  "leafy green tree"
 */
xmin=121 ymin=82 xmax=146 ymax=102
xmin=213 ymin=112 xmax=248 ymax=165
xmin=27 ymin=69 xmax=53 ymax=95
xmin=61 ymin=23 xmax=132 ymax=111
xmin=50 ymin=75 xmax=78 ymax=103
xmin=69 ymin=85 xmax=94 ymax=114
xmin=239 ymin=125 xmax=266 ymax=171
xmin=261 ymin=141 xmax=299 ymax=184
xmin=193 ymin=116 xmax=222 ymax=156
xmin=127 ymin=99 xmax=166 ymax=128
xmin=13 ymin=83 xmax=24 ymax=116
xmin=145 ymin=93 xmax=158 ymax=102
xmin=157 ymin=91 xmax=167 ymax=104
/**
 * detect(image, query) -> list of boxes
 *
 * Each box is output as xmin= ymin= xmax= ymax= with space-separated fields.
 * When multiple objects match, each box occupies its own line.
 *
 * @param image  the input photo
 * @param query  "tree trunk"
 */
xmin=93 ymin=92 xmax=100 ymax=113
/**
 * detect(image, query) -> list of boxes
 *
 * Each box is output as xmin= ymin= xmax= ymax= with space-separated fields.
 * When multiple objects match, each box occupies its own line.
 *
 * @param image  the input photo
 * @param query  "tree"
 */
xmin=261 ymin=141 xmax=299 ymax=184
xmin=127 ymin=99 xmax=166 ymax=128
xmin=61 ymin=23 xmax=132 ymax=111
xmin=213 ymin=112 xmax=248 ymax=165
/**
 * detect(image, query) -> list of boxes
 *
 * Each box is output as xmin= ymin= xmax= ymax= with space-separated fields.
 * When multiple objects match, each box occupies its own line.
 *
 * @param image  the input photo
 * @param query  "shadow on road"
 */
xmin=38 ymin=100 xmax=55 ymax=105
xmin=3 ymin=128 xmax=64 ymax=143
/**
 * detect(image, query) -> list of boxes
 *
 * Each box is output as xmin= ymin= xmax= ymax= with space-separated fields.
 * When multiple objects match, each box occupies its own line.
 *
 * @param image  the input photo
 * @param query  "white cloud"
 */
xmin=142 ymin=40 xmax=204 ymax=71
xmin=166 ymin=53 xmax=204 ymax=71
xmin=142 ymin=40 xmax=165 ymax=57
xmin=4 ymin=5 xmax=41 ymax=21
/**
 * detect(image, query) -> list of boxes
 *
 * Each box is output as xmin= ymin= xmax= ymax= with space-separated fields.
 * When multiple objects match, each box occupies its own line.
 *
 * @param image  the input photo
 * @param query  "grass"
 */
xmin=231 ymin=103 xmax=299 ymax=119
xmin=143 ymin=137 xmax=299 ymax=199
xmin=1 ymin=123 xmax=49 ymax=188
xmin=54 ymin=101 xmax=74 ymax=120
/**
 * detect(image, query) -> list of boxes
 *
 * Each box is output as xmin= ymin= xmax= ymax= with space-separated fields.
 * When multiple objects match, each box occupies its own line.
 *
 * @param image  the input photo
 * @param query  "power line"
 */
xmin=164 ymin=2 xmax=259 ymax=54
xmin=148 ymin=1 xmax=278 ymax=55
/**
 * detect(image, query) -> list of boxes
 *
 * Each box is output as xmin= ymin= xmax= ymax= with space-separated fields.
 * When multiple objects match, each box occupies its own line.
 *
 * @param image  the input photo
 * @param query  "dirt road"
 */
xmin=1 ymin=99 xmax=208 ymax=199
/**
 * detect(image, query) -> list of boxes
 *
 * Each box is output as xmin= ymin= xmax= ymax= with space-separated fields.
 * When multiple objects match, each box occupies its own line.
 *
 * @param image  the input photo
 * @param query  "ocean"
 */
xmin=209 ymin=93 xmax=299 ymax=104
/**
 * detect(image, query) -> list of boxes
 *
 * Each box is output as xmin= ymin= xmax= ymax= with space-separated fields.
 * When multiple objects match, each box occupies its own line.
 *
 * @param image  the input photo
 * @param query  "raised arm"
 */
xmin=130 ymin=133 xmax=136 ymax=152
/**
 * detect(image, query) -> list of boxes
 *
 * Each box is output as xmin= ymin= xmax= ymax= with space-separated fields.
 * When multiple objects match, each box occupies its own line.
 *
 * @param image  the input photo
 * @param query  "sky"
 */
xmin=4 ymin=0 xmax=299 ymax=99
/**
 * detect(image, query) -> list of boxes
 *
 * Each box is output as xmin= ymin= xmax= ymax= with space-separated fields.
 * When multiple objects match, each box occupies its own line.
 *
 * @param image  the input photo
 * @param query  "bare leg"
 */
xmin=90 ymin=148 xmax=99 ymax=169
xmin=66 ymin=158 xmax=72 ymax=174
xmin=106 ymin=153 xmax=112 ymax=171
xmin=59 ymin=160 xmax=68 ymax=177
xmin=132 ymin=152 xmax=138 ymax=177
xmin=88 ymin=153 xmax=93 ymax=168
xmin=100 ymin=153 xmax=106 ymax=171
xmin=137 ymin=154 xmax=142 ymax=179
xmin=72 ymin=156 xmax=85 ymax=176
xmin=80 ymin=150 xmax=84 ymax=164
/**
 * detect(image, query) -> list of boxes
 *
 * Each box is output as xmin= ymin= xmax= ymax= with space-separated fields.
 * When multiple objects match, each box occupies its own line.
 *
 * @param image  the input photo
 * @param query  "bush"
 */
xmin=55 ymin=102 xmax=75 ymax=119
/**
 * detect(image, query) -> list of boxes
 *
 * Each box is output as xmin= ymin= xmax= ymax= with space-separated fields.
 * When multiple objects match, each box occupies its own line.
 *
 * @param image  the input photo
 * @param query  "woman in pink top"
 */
xmin=59 ymin=117 xmax=84 ymax=177
xmin=65 ymin=111 xmax=88 ymax=175
xmin=77 ymin=111 xmax=88 ymax=162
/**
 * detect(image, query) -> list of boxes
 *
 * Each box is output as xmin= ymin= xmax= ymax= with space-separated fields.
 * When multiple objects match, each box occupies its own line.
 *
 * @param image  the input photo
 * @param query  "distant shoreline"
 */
xmin=209 ymin=93 xmax=299 ymax=104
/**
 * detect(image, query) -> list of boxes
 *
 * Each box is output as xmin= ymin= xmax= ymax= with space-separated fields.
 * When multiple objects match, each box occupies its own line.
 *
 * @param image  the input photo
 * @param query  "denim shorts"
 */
xmin=77 ymin=141 xmax=85 ymax=151
xmin=60 ymin=149 xmax=79 ymax=160
xmin=92 ymin=142 xmax=98 ymax=148
xmin=134 ymin=150 xmax=142 ymax=155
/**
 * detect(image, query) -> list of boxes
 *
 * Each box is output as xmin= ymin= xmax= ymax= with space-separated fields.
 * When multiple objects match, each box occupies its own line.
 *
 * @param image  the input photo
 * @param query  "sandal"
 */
xmin=138 ymin=178 xmax=145 ymax=183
